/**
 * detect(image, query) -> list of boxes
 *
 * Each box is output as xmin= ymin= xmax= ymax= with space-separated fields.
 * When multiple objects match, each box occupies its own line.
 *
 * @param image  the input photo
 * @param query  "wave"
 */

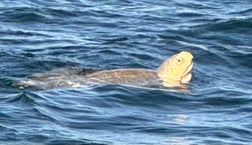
xmin=229 ymin=8 xmax=252 ymax=15
xmin=0 ymin=7 xmax=50 ymax=23
xmin=192 ymin=18 xmax=252 ymax=32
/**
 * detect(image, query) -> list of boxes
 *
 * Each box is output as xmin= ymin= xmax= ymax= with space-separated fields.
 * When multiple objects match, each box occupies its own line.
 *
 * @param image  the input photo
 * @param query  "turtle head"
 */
xmin=157 ymin=51 xmax=193 ymax=85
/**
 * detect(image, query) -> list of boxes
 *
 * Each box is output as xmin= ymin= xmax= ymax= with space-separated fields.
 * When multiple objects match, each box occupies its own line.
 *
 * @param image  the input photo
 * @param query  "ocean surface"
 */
xmin=0 ymin=0 xmax=252 ymax=144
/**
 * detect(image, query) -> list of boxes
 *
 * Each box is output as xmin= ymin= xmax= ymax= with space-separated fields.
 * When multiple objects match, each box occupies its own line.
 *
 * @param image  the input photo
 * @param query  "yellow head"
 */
xmin=157 ymin=51 xmax=193 ymax=86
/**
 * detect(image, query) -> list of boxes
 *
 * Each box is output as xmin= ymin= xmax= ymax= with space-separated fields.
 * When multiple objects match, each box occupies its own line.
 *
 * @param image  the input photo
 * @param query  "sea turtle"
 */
xmin=85 ymin=51 xmax=193 ymax=87
xmin=17 ymin=51 xmax=193 ymax=89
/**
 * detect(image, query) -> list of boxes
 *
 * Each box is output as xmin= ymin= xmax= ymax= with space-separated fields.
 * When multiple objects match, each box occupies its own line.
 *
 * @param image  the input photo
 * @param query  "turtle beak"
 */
xmin=181 ymin=61 xmax=193 ymax=83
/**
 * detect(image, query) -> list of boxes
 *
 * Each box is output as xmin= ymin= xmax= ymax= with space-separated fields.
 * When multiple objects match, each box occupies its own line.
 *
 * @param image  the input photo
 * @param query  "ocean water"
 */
xmin=0 ymin=0 xmax=252 ymax=144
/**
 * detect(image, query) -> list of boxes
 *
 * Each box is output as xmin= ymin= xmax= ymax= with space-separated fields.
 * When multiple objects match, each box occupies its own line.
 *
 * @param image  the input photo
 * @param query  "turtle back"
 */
xmin=86 ymin=69 xmax=161 ymax=86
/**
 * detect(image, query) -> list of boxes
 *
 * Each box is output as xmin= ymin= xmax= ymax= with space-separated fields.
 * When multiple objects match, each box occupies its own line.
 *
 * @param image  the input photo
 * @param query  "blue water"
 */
xmin=0 ymin=0 xmax=252 ymax=144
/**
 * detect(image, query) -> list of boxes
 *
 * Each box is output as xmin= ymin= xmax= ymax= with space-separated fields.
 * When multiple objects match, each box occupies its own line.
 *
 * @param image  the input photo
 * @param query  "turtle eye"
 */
xmin=177 ymin=57 xmax=183 ymax=63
